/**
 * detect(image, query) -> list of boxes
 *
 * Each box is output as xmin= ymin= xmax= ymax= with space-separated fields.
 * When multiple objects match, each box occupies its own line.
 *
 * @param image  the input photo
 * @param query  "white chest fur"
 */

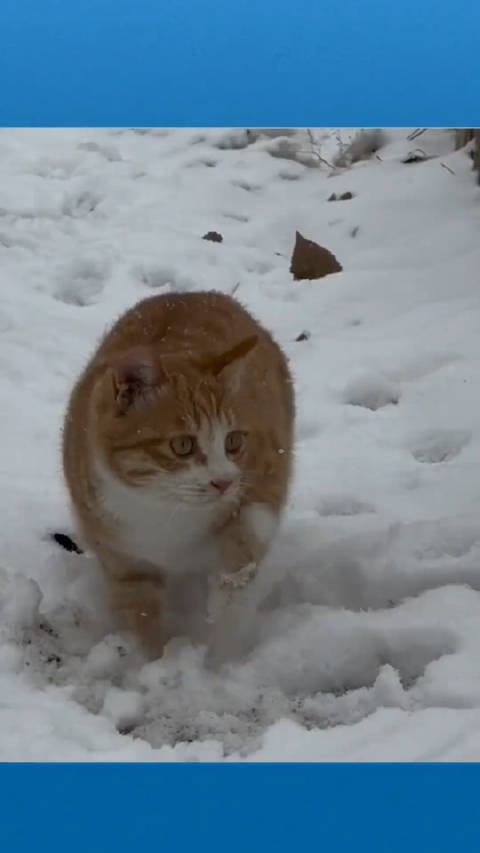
xmin=94 ymin=457 xmax=279 ymax=583
xmin=95 ymin=463 xmax=221 ymax=575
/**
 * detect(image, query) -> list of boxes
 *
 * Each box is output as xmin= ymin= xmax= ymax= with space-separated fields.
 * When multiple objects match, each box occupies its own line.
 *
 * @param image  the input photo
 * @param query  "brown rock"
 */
xmin=202 ymin=231 xmax=223 ymax=243
xmin=290 ymin=231 xmax=342 ymax=280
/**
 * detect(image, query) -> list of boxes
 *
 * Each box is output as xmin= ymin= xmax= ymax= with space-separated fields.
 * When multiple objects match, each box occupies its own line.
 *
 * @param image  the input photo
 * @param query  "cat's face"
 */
xmin=94 ymin=339 xmax=257 ymax=508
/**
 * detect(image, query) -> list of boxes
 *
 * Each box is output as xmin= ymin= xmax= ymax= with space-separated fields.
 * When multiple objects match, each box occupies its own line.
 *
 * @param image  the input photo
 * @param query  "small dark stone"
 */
xmin=52 ymin=532 xmax=83 ymax=554
xmin=402 ymin=150 xmax=430 ymax=164
xmin=202 ymin=231 xmax=223 ymax=243
xmin=39 ymin=621 xmax=59 ymax=639
xmin=328 ymin=191 xmax=354 ymax=201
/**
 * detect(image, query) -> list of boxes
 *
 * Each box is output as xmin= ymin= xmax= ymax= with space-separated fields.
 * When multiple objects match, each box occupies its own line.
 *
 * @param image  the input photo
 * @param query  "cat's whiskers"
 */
xmin=169 ymin=478 xmax=243 ymax=508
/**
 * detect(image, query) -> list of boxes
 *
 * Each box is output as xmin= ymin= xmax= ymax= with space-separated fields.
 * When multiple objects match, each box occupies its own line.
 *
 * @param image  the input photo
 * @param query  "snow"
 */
xmin=1 ymin=126 xmax=480 ymax=761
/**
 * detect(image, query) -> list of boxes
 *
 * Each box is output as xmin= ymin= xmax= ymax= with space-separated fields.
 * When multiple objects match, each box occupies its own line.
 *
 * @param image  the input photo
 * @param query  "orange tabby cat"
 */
xmin=63 ymin=290 xmax=294 ymax=658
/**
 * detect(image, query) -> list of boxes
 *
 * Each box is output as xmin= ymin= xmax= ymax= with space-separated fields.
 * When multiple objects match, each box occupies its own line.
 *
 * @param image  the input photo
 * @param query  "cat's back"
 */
xmin=95 ymin=290 xmax=279 ymax=360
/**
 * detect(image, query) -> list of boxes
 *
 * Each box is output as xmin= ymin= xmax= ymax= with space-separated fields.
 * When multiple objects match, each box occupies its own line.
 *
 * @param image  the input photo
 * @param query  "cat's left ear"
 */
xmin=110 ymin=347 xmax=166 ymax=416
xmin=198 ymin=335 xmax=258 ymax=378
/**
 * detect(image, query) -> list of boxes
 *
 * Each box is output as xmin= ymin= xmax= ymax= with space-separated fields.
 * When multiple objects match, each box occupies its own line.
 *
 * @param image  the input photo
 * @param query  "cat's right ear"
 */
xmin=109 ymin=347 xmax=166 ymax=416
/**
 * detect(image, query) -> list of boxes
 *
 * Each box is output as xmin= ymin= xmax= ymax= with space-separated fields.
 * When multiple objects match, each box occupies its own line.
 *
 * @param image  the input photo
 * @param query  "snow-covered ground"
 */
xmin=1 ymin=127 xmax=480 ymax=761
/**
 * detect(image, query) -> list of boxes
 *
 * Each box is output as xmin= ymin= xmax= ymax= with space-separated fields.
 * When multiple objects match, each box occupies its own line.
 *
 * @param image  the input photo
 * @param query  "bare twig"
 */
xmin=302 ymin=129 xmax=337 ymax=169
xmin=231 ymin=281 xmax=240 ymax=295
xmin=299 ymin=148 xmax=336 ymax=169
xmin=334 ymin=130 xmax=348 ymax=163
xmin=407 ymin=128 xmax=427 ymax=141
xmin=440 ymin=162 xmax=455 ymax=175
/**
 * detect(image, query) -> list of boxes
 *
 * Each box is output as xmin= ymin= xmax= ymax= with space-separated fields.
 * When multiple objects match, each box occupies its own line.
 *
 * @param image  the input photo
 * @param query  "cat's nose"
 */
xmin=210 ymin=478 xmax=233 ymax=494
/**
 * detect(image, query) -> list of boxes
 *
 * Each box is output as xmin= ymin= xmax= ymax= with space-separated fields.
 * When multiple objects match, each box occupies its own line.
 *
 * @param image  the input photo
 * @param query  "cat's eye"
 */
xmin=170 ymin=435 xmax=196 ymax=457
xmin=225 ymin=431 xmax=246 ymax=454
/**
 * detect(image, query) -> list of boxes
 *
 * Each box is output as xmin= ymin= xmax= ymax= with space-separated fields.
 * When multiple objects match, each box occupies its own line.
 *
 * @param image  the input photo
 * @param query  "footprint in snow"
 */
xmin=409 ymin=429 xmax=470 ymax=464
xmin=316 ymin=495 xmax=376 ymax=517
xmin=231 ymin=179 xmax=262 ymax=192
xmin=62 ymin=189 xmax=103 ymax=218
xmin=53 ymin=258 xmax=108 ymax=307
xmin=342 ymin=373 xmax=401 ymax=410
xmin=245 ymin=259 xmax=274 ymax=275
xmin=77 ymin=141 xmax=121 ymax=162
xmin=132 ymin=263 xmax=195 ymax=292
xmin=186 ymin=158 xmax=218 ymax=169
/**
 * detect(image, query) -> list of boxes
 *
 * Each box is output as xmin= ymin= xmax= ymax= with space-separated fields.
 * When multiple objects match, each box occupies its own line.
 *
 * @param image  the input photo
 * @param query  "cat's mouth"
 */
xmin=174 ymin=481 xmax=241 ymax=507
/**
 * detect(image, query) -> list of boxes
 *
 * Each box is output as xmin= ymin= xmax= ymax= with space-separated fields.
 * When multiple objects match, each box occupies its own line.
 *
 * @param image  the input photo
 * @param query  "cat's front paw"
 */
xmin=220 ymin=561 xmax=257 ymax=590
xmin=206 ymin=562 xmax=257 ymax=623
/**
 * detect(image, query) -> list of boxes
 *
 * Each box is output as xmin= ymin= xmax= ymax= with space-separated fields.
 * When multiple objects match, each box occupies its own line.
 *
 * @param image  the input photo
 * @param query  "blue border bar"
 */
xmin=0 ymin=764 xmax=479 ymax=852
xmin=1 ymin=0 xmax=480 ymax=125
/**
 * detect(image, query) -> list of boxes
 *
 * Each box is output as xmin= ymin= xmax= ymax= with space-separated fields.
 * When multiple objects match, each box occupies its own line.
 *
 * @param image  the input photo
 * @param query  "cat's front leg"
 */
xmin=99 ymin=550 xmax=169 ymax=659
xmin=207 ymin=502 xmax=278 ymax=624
xmin=109 ymin=573 xmax=169 ymax=659
xmin=206 ymin=561 xmax=257 ymax=624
